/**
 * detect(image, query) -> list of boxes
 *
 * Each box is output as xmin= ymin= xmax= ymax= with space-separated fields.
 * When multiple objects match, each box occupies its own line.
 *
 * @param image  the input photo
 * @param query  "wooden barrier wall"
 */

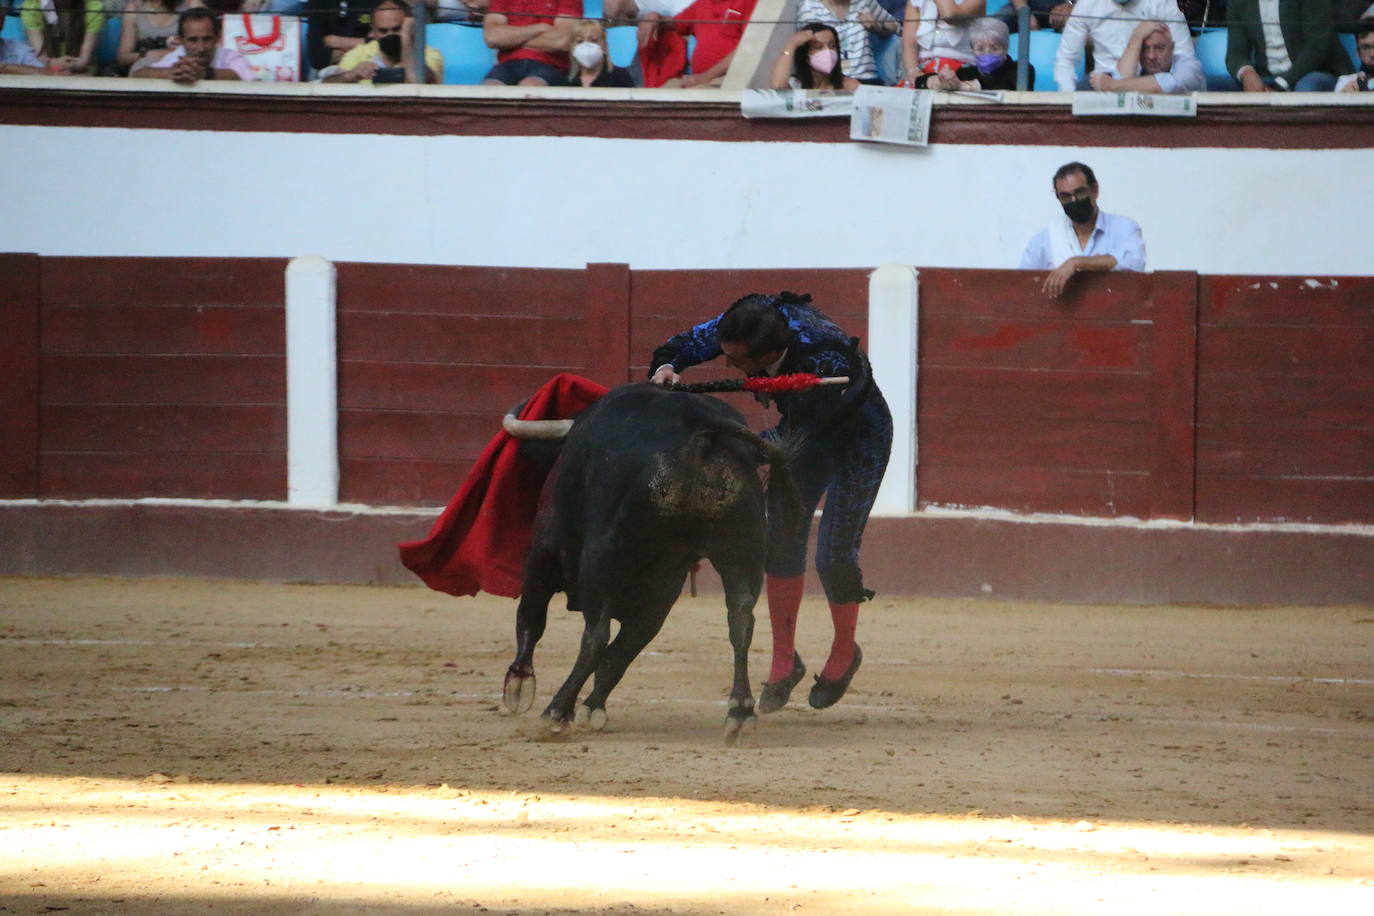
xmin=332 ymin=263 xmax=871 ymax=505
xmin=918 ymin=268 xmax=1197 ymax=520
xmin=2 ymin=256 xmax=288 ymax=500
xmin=1197 ymin=275 xmax=1374 ymax=524
xmin=2 ymin=256 xmax=1370 ymax=526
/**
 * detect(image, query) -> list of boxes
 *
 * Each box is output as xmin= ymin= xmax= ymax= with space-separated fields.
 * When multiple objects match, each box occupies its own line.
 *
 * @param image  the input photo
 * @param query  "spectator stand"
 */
xmin=1193 ymin=27 xmax=1231 ymax=90
xmin=427 ymin=22 xmax=496 ymax=85
xmin=607 ymin=24 xmax=637 ymax=68
xmin=2 ymin=4 xmax=21 ymax=42
xmin=1340 ymin=30 xmax=1357 ymax=62
xmin=1007 ymin=28 xmax=1081 ymax=92
xmin=426 ymin=0 xmax=623 ymax=86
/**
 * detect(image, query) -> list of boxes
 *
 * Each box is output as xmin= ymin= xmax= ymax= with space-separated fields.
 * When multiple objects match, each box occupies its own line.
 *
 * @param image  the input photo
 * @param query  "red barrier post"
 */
xmin=0 ymin=253 xmax=41 ymax=497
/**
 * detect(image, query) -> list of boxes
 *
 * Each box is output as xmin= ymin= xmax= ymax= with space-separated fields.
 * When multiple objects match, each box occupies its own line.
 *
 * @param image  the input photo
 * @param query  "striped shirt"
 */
xmin=796 ymin=0 xmax=897 ymax=81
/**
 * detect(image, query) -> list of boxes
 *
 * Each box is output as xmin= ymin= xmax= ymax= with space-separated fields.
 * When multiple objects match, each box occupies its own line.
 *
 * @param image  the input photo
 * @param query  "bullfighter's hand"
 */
xmin=650 ymin=365 xmax=681 ymax=386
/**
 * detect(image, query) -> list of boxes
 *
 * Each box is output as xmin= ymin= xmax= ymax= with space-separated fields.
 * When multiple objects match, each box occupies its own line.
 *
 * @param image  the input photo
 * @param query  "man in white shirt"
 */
xmin=1089 ymin=18 xmax=1205 ymax=93
xmin=1020 ymin=161 xmax=1146 ymax=298
xmin=1054 ymin=0 xmax=1196 ymax=92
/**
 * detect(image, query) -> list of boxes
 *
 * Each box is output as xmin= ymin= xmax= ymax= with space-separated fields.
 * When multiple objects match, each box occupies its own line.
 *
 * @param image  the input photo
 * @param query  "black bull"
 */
xmin=500 ymin=383 xmax=801 ymax=743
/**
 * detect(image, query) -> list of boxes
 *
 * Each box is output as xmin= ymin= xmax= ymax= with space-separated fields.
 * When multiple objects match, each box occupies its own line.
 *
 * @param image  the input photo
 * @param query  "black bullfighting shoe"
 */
xmin=808 ymin=644 xmax=862 ymax=710
xmin=757 ymin=652 xmax=806 ymax=714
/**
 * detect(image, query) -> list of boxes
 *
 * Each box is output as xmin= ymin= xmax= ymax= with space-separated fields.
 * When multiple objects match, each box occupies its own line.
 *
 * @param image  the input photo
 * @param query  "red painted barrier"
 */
xmin=917 ymin=268 xmax=1197 ymax=520
xmin=1197 ymin=276 xmax=1374 ymax=524
xmin=7 ymin=257 xmax=1372 ymax=527
xmin=33 ymin=256 xmax=288 ymax=500
xmin=0 ymin=254 xmax=41 ymax=498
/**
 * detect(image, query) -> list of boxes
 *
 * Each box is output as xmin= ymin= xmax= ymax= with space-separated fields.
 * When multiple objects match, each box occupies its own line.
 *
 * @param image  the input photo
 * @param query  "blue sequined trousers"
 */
xmin=652 ymin=296 xmax=894 ymax=603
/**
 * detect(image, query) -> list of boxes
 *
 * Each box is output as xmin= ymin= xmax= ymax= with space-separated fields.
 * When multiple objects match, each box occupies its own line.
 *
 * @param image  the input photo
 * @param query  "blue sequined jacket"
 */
xmin=648 ymin=292 xmax=885 ymax=449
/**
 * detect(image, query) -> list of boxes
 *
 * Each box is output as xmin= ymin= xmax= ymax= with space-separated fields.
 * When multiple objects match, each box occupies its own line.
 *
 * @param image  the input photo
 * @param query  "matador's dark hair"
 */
xmin=717 ymin=292 xmax=811 ymax=358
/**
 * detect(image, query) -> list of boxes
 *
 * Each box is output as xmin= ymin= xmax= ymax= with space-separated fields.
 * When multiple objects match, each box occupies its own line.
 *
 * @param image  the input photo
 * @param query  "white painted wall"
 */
xmin=3 ymin=124 xmax=1371 ymax=275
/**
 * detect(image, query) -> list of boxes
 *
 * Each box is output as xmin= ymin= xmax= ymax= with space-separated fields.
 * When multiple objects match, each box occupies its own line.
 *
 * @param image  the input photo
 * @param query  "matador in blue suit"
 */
xmin=649 ymin=291 xmax=892 ymax=712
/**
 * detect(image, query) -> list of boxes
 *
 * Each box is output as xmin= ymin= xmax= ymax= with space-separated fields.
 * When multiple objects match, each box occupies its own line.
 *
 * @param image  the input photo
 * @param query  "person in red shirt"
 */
xmin=482 ymin=0 xmax=583 ymax=85
xmin=645 ymin=0 xmax=755 ymax=87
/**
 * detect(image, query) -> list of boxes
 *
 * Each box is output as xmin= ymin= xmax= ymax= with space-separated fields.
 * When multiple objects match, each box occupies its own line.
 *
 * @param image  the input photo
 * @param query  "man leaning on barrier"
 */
xmin=1088 ymin=17 xmax=1204 ymax=93
xmin=1020 ymin=161 xmax=1146 ymax=299
xmin=1055 ymin=0 xmax=1196 ymax=92
xmin=130 ymin=9 xmax=254 ymax=83
xmin=321 ymin=0 xmax=442 ymax=83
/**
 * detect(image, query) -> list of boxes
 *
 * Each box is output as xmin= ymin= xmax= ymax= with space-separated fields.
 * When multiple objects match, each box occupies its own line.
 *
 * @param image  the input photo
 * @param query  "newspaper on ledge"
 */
xmin=1071 ymin=91 xmax=1197 ymax=117
xmin=850 ymin=86 xmax=935 ymax=146
xmin=740 ymin=89 xmax=856 ymax=119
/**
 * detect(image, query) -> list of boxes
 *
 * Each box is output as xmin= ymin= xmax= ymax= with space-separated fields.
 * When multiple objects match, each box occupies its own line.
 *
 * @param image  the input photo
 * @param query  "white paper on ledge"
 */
xmin=740 ymin=89 xmax=856 ymax=119
xmin=850 ymin=86 xmax=934 ymax=146
xmin=1071 ymin=91 xmax=1197 ymax=117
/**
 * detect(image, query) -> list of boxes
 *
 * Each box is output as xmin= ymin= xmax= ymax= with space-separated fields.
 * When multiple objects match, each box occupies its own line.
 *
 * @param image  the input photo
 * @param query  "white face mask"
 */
xmin=572 ymin=41 xmax=605 ymax=69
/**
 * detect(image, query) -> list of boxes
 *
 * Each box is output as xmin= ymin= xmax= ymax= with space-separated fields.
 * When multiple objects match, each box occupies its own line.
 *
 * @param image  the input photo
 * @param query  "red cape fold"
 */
xmin=397 ymin=373 xmax=609 ymax=598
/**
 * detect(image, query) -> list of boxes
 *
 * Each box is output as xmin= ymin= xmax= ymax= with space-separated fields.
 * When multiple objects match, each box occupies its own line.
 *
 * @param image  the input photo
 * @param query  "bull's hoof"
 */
xmin=757 ymin=652 xmax=806 ymax=714
xmin=501 ymin=670 xmax=537 ymax=715
xmin=541 ymin=706 xmax=574 ymax=734
xmin=576 ymin=705 xmax=608 ymax=731
xmin=724 ymin=710 xmax=758 ymax=747
xmin=724 ymin=697 xmax=757 ymax=746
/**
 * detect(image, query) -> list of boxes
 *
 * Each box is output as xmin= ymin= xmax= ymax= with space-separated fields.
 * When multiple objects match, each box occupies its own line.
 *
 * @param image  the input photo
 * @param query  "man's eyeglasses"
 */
xmin=1055 ymin=187 xmax=1092 ymax=204
xmin=1358 ymin=42 xmax=1374 ymax=52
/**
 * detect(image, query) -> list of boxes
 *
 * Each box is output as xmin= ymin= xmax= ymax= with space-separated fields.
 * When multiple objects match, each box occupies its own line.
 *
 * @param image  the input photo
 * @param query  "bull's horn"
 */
xmin=502 ymin=410 xmax=574 ymax=440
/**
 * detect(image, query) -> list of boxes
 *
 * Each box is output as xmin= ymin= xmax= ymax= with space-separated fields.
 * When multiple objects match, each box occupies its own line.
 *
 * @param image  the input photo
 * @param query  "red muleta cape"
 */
xmin=397 ymin=373 xmax=609 ymax=598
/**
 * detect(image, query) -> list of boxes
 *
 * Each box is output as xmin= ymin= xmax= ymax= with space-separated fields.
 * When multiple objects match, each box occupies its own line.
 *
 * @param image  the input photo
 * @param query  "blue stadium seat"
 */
xmin=871 ymin=30 xmax=900 ymax=84
xmin=604 ymin=27 xmax=693 ymax=70
xmin=426 ymin=22 xmax=497 ymax=85
xmin=984 ymin=0 xmax=1009 ymax=14
xmin=97 ymin=15 xmax=122 ymax=71
xmin=582 ymin=0 xmax=603 ymax=19
xmin=1193 ymin=28 xmax=1233 ymax=89
xmin=606 ymin=24 xmax=636 ymax=68
xmin=1007 ymin=29 xmax=1079 ymax=90
xmin=2 ymin=10 xmax=25 ymax=42
xmin=1339 ymin=31 xmax=1356 ymax=67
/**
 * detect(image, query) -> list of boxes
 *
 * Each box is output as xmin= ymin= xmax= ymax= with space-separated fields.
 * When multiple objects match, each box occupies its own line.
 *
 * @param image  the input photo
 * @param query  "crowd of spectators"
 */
xmin=1 ymin=0 xmax=1372 ymax=90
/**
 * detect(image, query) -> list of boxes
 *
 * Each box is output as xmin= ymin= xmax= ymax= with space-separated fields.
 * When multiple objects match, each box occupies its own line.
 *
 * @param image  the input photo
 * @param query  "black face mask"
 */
xmin=1061 ymin=197 xmax=1096 ymax=225
xmin=378 ymin=33 xmax=402 ymax=60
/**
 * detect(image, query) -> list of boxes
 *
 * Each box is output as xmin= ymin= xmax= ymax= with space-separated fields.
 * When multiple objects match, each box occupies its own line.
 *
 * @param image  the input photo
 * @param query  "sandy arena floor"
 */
xmin=1 ymin=576 xmax=1372 ymax=914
